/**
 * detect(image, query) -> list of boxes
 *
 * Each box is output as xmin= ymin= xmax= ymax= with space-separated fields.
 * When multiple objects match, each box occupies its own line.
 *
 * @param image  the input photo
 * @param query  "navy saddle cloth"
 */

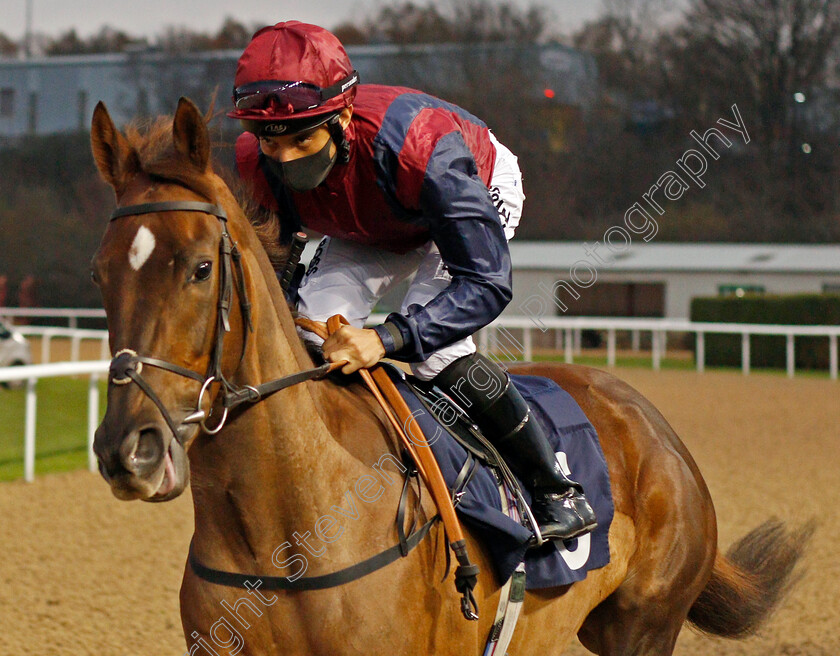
xmin=381 ymin=364 xmax=614 ymax=589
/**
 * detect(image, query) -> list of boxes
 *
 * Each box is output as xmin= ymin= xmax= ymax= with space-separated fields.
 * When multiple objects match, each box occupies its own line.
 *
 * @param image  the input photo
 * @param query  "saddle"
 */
xmin=401 ymin=374 xmax=532 ymax=523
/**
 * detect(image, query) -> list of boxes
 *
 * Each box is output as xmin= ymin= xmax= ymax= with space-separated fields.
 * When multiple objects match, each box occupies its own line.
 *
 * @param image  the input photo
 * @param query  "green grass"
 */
xmin=0 ymin=378 xmax=107 ymax=482
xmin=531 ymin=352 xmax=696 ymax=371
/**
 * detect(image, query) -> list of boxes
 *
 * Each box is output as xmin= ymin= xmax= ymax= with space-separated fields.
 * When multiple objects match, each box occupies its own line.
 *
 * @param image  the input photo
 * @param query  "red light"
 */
xmin=543 ymin=88 xmax=555 ymax=99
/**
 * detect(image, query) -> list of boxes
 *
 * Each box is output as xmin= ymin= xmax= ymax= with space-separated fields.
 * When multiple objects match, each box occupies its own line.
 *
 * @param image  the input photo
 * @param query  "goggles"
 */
xmin=232 ymin=70 xmax=359 ymax=113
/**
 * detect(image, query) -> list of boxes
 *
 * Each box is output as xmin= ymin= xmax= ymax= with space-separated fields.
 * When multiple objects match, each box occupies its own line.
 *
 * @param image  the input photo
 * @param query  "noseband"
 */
xmin=107 ymin=200 xmax=334 ymax=445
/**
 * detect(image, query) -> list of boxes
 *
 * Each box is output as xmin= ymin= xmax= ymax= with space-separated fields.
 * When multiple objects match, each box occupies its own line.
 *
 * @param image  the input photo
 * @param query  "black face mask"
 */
xmin=264 ymin=138 xmax=337 ymax=193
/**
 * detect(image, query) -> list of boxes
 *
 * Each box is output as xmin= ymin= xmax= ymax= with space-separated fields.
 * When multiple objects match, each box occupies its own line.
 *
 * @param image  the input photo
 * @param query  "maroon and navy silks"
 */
xmin=235 ymin=84 xmax=512 ymax=364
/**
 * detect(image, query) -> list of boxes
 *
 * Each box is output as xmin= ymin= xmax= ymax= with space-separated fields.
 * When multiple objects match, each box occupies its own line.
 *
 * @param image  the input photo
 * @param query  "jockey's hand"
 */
xmin=322 ymin=325 xmax=386 ymax=374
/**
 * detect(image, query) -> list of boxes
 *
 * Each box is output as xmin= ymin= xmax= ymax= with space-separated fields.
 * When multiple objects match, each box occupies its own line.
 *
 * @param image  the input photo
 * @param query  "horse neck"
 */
xmin=188 ymin=201 xmax=384 ymax=567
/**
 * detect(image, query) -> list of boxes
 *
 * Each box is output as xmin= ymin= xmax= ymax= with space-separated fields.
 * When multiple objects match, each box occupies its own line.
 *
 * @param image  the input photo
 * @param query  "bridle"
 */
xmin=106 ymin=200 xmax=336 ymax=446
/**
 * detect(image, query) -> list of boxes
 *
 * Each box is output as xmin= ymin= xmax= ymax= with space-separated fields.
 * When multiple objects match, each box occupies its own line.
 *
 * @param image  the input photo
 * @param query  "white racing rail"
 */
xmin=1 ymin=308 xmax=109 ymax=362
xmin=468 ymin=316 xmax=840 ymax=380
xmin=2 ymin=307 xmax=837 ymax=378
xmin=15 ymin=326 xmax=109 ymax=363
xmin=1 ymin=315 xmax=837 ymax=483
xmin=0 ymin=360 xmax=109 ymax=482
xmin=1 ymin=307 xmax=106 ymax=328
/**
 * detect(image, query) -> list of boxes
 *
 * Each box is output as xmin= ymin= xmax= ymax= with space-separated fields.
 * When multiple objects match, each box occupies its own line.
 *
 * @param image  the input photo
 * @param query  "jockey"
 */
xmin=228 ymin=21 xmax=596 ymax=541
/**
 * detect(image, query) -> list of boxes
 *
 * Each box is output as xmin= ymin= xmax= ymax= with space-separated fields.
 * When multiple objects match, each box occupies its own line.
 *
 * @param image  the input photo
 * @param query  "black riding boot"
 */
xmin=433 ymin=352 xmax=597 ymax=542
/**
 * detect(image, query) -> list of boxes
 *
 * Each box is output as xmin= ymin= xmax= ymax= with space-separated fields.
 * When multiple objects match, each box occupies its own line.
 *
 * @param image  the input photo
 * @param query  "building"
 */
xmin=0 ymin=50 xmax=239 ymax=139
xmin=507 ymin=242 xmax=840 ymax=321
xmin=0 ymin=42 xmax=597 ymax=140
xmin=313 ymin=241 xmax=840 ymax=329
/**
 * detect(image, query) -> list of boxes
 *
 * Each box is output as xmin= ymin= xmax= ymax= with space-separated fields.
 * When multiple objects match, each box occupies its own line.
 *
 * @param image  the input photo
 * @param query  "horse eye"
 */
xmin=193 ymin=261 xmax=213 ymax=282
xmin=90 ymin=269 xmax=99 ymax=285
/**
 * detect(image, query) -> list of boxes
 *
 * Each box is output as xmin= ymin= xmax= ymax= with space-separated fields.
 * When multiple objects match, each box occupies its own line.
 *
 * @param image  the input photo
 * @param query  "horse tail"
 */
xmin=686 ymin=519 xmax=815 ymax=638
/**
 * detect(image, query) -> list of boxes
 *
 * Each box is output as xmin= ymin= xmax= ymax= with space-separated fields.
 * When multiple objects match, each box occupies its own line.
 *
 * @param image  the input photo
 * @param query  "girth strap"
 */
xmin=188 ymin=516 xmax=438 ymax=591
xmin=451 ymin=452 xmax=477 ymax=507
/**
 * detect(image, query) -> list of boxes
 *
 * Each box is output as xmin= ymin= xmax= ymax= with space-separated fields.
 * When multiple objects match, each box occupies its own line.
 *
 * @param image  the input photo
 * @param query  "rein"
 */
xmin=106 ymin=200 xmax=339 ymax=442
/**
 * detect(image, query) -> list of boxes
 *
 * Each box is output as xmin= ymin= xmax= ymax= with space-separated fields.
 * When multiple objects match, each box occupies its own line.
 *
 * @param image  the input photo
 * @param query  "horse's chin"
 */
xmin=145 ymin=438 xmax=191 ymax=503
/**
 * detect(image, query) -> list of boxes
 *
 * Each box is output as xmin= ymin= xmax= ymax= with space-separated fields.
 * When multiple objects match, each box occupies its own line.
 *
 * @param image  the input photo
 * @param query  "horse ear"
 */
xmin=173 ymin=97 xmax=210 ymax=172
xmin=90 ymin=101 xmax=139 ymax=196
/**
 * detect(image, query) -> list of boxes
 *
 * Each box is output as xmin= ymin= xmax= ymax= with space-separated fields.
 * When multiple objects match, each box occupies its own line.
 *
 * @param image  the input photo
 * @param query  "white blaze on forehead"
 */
xmin=128 ymin=225 xmax=156 ymax=271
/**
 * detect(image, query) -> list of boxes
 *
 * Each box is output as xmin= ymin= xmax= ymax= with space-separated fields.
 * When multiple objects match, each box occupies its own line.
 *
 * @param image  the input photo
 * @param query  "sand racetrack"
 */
xmin=1 ymin=367 xmax=838 ymax=655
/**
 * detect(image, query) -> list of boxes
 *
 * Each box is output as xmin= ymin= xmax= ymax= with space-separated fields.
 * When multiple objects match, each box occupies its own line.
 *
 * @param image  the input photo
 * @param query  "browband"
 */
xmin=110 ymin=201 xmax=228 ymax=222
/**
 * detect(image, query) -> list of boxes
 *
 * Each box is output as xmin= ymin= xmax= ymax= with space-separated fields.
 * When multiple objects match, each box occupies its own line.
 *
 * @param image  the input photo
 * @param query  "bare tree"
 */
xmin=360 ymin=1 xmax=550 ymax=44
xmin=367 ymin=3 xmax=454 ymax=43
xmin=675 ymin=0 xmax=840 ymax=147
xmin=45 ymin=29 xmax=87 ymax=55
xmin=0 ymin=33 xmax=17 ymax=57
xmin=448 ymin=0 xmax=549 ymax=42
xmin=332 ymin=23 xmax=369 ymax=45
xmin=600 ymin=0 xmax=676 ymax=58
xmin=46 ymin=26 xmax=145 ymax=55
xmin=211 ymin=18 xmax=252 ymax=50
xmin=574 ymin=0 xmax=675 ymax=99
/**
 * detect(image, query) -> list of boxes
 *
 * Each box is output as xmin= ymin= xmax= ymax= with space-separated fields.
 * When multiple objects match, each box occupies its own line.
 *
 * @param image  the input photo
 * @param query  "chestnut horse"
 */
xmin=90 ymin=98 xmax=810 ymax=656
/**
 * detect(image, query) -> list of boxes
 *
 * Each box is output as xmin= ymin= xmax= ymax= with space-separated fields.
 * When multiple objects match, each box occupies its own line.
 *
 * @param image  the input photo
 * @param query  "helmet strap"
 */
xmin=327 ymin=114 xmax=351 ymax=164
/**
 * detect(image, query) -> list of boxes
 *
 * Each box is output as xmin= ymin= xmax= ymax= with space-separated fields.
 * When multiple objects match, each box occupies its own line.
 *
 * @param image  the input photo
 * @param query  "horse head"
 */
xmin=90 ymin=98 xmax=252 ymax=502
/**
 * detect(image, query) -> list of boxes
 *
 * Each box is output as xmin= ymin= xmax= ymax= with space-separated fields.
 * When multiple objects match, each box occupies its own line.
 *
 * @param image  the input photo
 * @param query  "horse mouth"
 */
xmin=97 ymin=414 xmax=195 ymax=502
xmin=146 ymin=437 xmax=190 ymax=503
xmin=157 ymin=444 xmax=177 ymax=496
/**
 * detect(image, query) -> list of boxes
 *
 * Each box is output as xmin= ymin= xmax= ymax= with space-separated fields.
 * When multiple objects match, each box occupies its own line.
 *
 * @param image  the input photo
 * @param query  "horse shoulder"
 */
xmin=310 ymin=378 xmax=398 ymax=456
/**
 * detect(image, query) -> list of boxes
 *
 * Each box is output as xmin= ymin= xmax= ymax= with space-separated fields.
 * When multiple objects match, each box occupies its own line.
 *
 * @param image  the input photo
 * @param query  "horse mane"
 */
xmin=221 ymin=171 xmax=289 ymax=272
xmin=121 ymin=115 xmax=289 ymax=271
xmin=122 ymin=116 xmax=218 ymax=202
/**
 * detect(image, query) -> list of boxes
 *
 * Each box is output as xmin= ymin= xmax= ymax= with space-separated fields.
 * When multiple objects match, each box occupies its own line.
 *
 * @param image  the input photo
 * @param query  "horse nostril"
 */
xmin=121 ymin=425 xmax=164 ymax=476
xmin=137 ymin=426 xmax=164 ymax=461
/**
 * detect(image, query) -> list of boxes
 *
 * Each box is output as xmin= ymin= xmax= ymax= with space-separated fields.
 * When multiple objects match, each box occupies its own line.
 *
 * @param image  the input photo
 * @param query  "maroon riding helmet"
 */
xmin=228 ymin=21 xmax=359 ymax=137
